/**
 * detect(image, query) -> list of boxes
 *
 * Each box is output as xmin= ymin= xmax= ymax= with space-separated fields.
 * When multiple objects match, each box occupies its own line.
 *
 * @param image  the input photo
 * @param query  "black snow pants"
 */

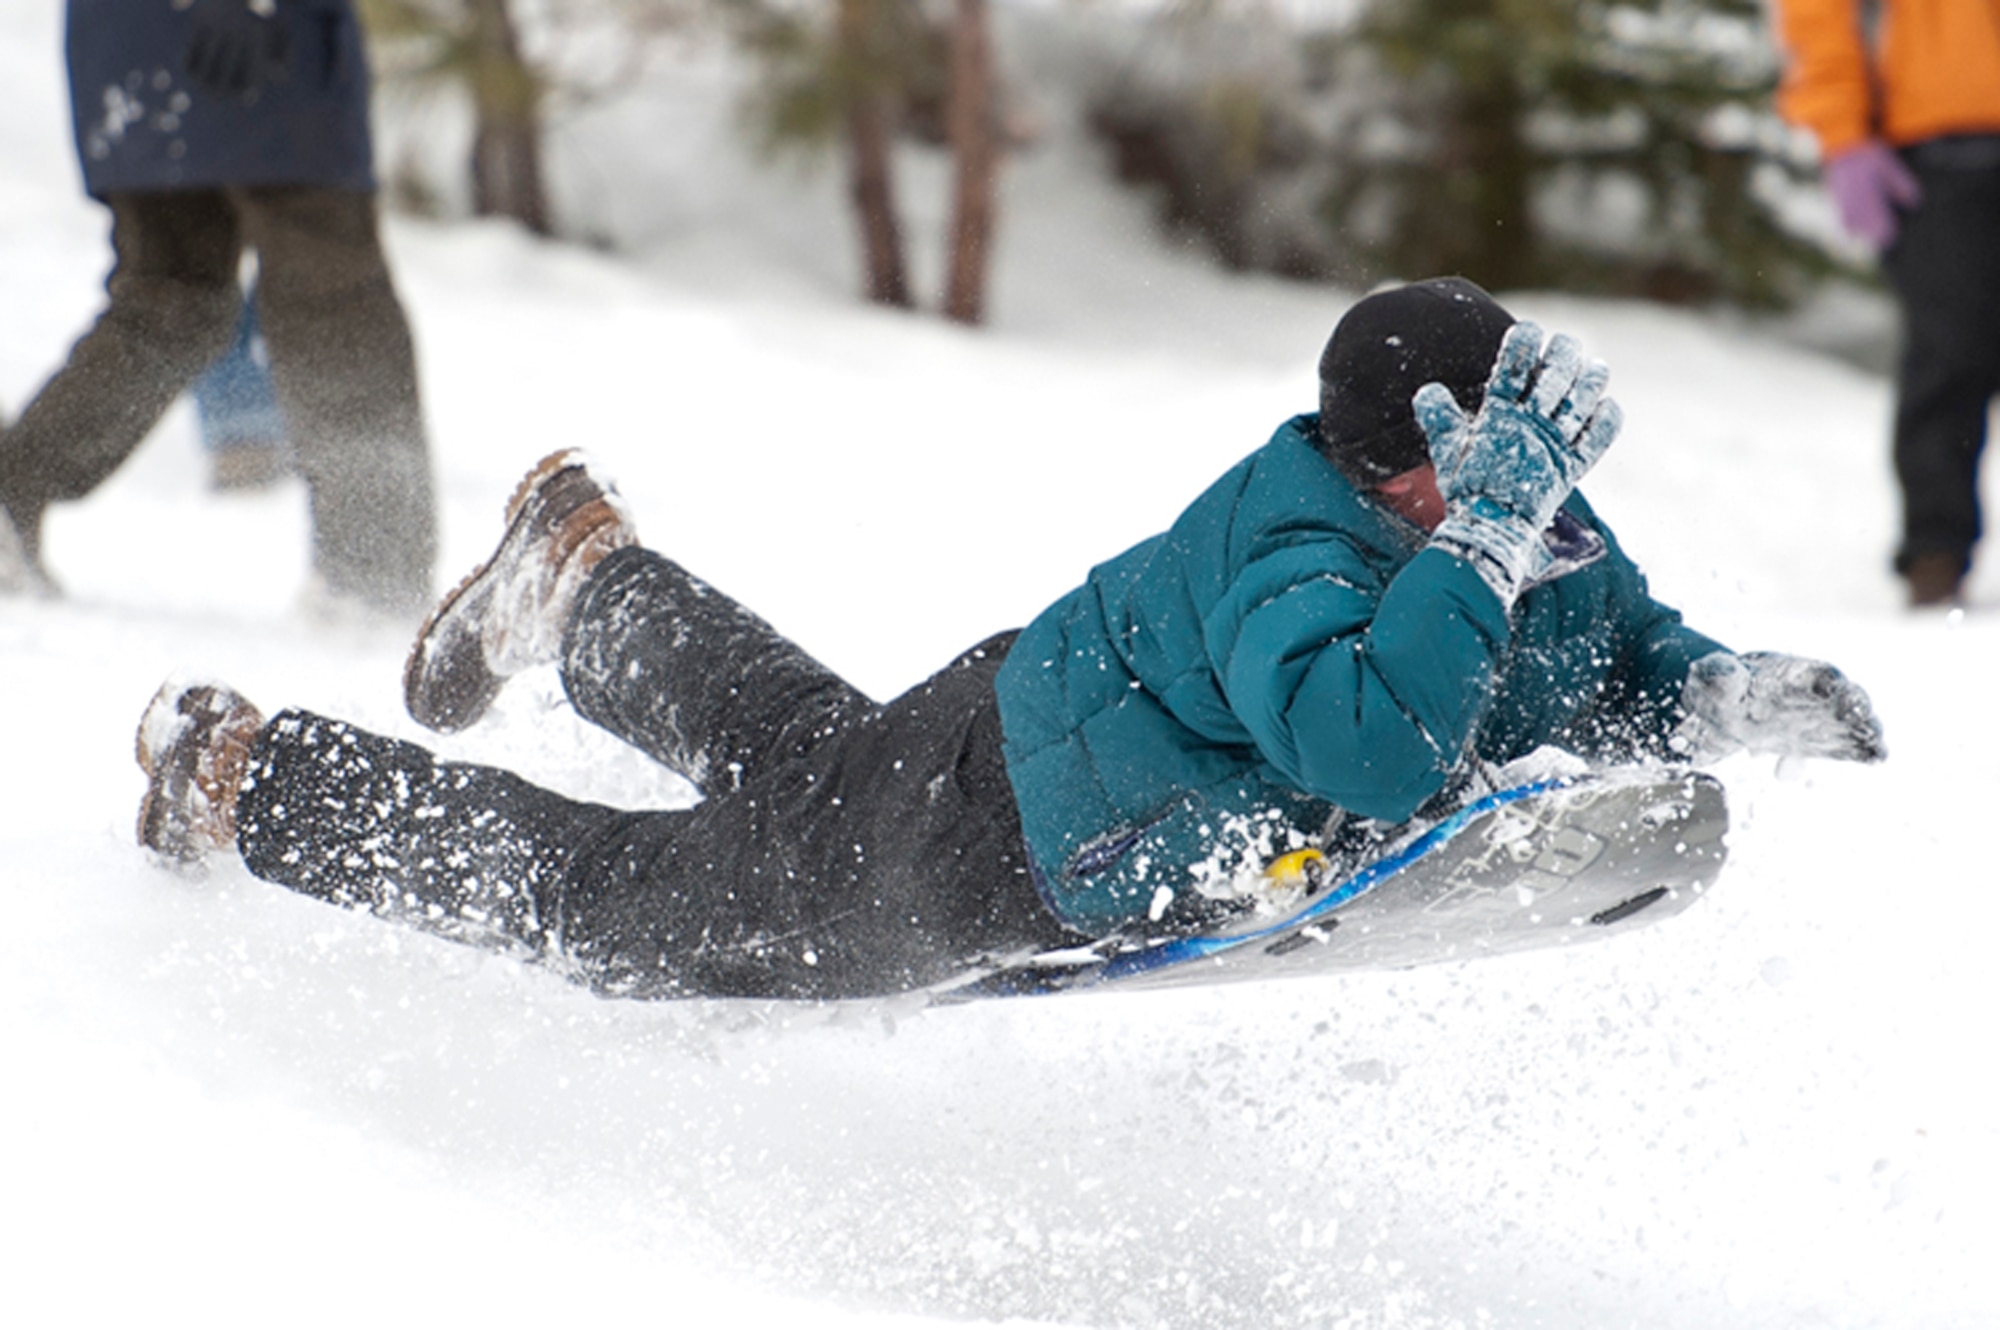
xmin=234 ymin=547 xmax=1075 ymax=1000
xmin=1882 ymin=136 xmax=2000 ymax=578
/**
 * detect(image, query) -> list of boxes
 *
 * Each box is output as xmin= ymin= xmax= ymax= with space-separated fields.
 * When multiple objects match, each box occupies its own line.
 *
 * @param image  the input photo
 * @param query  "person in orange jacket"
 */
xmin=1771 ymin=0 xmax=2000 ymax=606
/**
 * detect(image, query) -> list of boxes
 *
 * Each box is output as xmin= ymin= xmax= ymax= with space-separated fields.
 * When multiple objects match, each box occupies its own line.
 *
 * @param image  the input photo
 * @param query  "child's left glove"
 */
xmin=1675 ymin=651 xmax=1887 ymax=765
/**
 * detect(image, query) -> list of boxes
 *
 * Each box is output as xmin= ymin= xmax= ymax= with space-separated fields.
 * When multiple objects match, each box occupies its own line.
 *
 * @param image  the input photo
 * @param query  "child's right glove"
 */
xmin=1416 ymin=321 xmax=1623 ymax=604
xmin=1674 ymin=651 xmax=1887 ymax=765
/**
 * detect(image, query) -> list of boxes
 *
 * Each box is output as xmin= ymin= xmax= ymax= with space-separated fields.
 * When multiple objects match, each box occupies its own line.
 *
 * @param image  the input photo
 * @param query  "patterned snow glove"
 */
xmin=1416 ymin=322 xmax=1623 ymax=605
xmin=183 ymin=0 xmax=291 ymax=102
xmin=1675 ymin=651 xmax=1887 ymax=765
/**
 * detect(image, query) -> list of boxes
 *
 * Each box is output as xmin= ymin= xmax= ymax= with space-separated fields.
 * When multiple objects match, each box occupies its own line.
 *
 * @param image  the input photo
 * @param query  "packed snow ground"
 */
xmin=3 ymin=10 xmax=1996 ymax=1329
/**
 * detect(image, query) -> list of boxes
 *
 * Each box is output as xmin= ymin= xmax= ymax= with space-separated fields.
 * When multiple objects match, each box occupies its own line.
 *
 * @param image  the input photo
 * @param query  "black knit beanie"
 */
xmin=1316 ymin=277 xmax=1517 ymax=485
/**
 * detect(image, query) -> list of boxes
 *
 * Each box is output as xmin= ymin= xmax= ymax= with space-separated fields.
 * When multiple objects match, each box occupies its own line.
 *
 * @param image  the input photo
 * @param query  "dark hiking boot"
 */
xmin=1904 ymin=552 xmax=1965 ymax=608
xmin=136 ymin=681 xmax=265 ymax=864
xmin=403 ymin=450 xmax=637 ymax=733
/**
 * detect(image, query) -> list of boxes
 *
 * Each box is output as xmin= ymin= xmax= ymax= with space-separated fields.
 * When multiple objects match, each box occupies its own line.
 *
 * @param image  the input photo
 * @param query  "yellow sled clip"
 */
xmin=1263 ymin=846 xmax=1331 ymax=893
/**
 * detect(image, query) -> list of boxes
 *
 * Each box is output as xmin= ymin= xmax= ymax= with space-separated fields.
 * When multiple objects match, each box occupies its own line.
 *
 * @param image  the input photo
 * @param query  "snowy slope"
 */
xmin=3 ymin=8 xmax=1996 ymax=1329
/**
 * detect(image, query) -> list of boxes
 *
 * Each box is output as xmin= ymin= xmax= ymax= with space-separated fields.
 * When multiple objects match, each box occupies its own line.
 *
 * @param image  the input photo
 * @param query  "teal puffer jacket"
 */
xmin=994 ymin=416 xmax=1724 ymax=936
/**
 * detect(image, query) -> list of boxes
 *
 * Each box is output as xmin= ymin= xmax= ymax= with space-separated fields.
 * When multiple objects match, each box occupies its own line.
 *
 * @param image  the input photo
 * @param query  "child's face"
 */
xmin=1372 ymin=465 xmax=1447 ymax=532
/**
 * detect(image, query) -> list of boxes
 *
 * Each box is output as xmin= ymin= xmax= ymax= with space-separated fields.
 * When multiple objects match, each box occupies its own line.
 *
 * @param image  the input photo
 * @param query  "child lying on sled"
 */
xmin=135 ymin=278 xmax=1885 ymax=1001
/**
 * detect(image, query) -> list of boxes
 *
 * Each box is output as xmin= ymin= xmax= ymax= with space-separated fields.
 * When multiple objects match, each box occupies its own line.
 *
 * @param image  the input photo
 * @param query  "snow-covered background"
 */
xmin=3 ymin=7 xmax=1995 ymax=1328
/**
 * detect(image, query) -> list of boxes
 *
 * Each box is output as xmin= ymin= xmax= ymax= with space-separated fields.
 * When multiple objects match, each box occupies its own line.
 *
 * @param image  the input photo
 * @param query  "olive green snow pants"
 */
xmin=0 ymin=186 xmax=435 ymax=613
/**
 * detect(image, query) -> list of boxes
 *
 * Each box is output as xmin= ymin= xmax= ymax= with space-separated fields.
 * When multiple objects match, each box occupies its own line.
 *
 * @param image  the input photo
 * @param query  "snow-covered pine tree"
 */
xmin=1315 ymin=0 xmax=1839 ymax=305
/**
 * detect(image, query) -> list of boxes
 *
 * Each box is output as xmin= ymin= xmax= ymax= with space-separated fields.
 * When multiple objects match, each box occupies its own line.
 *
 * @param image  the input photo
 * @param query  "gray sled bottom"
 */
xmin=942 ymin=768 xmax=1728 ymax=1000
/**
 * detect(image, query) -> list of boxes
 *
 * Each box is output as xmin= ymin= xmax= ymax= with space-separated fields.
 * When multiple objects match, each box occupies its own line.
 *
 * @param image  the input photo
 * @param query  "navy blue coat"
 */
xmin=994 ymin=417 xmax=1726 ymax=936
xmin=66 ymin=0 xmax=374 ymax=197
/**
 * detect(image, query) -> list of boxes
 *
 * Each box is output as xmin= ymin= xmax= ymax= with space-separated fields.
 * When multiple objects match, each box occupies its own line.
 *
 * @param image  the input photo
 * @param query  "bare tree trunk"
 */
xmin=466 ymin=0 xmax=553 ymax=236
xmin=838 ymin=0 xmax=911 ymax=308
xmin=942 ymin=0 xmax=997 ymax=325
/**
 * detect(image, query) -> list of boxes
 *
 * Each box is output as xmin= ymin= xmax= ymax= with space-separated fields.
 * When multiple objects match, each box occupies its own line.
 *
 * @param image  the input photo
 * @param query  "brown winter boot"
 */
xmin=403 ymin=450 xmax=637 ymax=733
xmin=1904 ymin=551 xmax=1965 ymax=608
xmin=135 ymin=681 xmax=265 ymax=864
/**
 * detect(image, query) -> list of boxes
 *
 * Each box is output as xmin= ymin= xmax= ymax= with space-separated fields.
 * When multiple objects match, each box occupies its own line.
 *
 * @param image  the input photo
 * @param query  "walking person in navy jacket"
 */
xmin=0 ymin=0 xmax=435 ymax=617
xmin=129 ymin=281 xmax=1886 ymax=1001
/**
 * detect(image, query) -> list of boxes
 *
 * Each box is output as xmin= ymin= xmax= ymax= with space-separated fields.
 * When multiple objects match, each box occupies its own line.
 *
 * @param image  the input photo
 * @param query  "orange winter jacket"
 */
xmin=1773 ymin=0 xmax=2000 ymax=153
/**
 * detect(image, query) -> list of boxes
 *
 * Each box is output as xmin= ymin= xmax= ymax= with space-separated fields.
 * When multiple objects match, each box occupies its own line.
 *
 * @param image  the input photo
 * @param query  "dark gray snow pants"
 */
xmin=235 ymin=547 xmax=1074 ymax=1000
xmin=0 ymin=187 xmax=435 ymax=613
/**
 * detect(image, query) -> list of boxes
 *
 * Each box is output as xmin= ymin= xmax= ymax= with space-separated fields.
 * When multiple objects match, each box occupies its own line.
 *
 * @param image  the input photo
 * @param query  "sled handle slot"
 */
xmin=1590 ymin=885 xmax=1669 ymax=927
xmin=1265 ymin=920 xmax=1338 ymax=957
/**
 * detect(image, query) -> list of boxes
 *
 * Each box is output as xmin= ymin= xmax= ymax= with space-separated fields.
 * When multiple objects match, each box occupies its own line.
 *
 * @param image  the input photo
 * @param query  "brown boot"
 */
xmin=403 ymin=450 xmax=637 ymax=733
xmin=208 ymin=440 xmax=291 ymax=492
xmin=1904 ymin=552 xmax=1965 ymax=608
xmin=136 ymin=681 xmax=265 ymax=864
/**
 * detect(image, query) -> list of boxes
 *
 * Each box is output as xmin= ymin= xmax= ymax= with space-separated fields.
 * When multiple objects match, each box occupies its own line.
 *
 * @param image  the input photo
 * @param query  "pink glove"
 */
xmin=1824 ymin=140 xmax=1922 ymax=250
